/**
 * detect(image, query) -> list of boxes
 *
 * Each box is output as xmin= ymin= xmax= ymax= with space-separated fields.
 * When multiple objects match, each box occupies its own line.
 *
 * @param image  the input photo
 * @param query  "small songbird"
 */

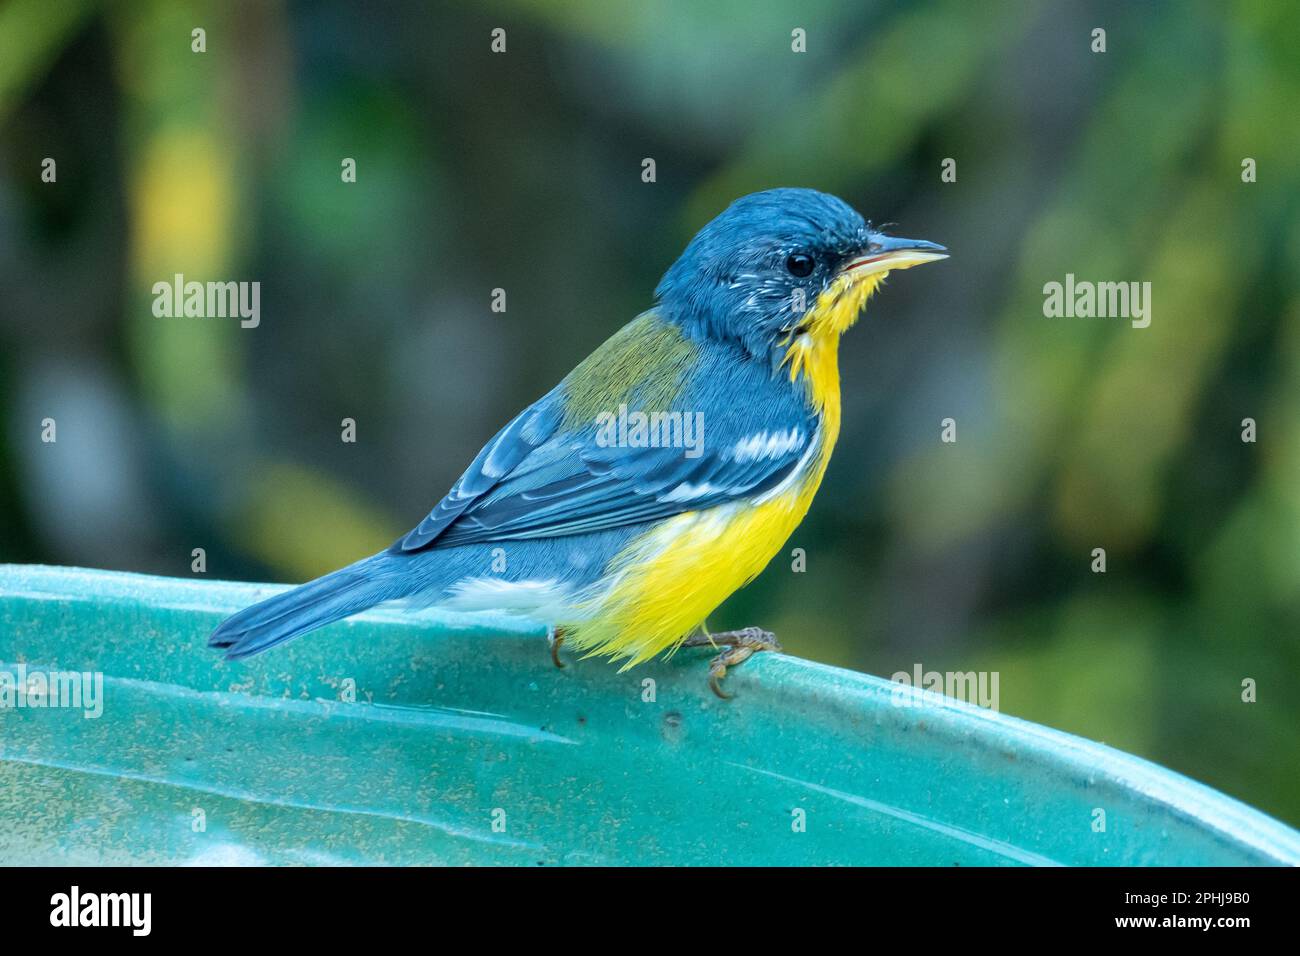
xmin=209 ymin=188 xmax=946 ymax=696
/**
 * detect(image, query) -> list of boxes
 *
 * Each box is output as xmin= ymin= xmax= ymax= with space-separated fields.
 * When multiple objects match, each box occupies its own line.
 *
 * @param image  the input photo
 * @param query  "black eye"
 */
xmin=785 ymin=253 xmax=815 ymax=278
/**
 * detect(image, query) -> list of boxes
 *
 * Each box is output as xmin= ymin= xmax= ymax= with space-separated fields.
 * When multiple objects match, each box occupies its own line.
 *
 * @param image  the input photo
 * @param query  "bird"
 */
xmin=209 ymin=188 xmax=947 ymax=697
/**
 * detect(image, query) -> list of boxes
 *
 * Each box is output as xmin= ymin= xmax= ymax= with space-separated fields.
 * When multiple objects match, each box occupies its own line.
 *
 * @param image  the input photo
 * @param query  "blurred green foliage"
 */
xmin=1 ymin=0 xmax=1297 ymax=824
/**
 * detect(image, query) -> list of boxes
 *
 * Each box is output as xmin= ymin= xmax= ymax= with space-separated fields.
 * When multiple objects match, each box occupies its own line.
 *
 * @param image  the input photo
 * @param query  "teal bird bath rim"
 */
xmin=1 ymin=564 xmax=1297 ymax=866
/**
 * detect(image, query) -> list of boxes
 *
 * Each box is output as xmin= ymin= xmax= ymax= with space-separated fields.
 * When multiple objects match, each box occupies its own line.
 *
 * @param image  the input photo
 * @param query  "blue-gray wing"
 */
xmin=393 ymin=393 xmax=565 ymax=552
xmin=418 ymin=416 xmax=814 ymax=548
xmin=393 ymin=342 xmax=817 ymax=553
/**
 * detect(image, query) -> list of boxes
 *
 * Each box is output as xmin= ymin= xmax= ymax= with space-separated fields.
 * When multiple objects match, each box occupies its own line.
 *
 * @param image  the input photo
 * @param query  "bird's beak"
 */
xmin=842 ymin=235 xmax=948 ymax=278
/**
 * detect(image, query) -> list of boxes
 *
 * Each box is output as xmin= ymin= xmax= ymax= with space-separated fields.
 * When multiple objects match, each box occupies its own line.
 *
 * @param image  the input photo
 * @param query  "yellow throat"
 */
xmin=781 ymin=269 xmax=887 ymax=426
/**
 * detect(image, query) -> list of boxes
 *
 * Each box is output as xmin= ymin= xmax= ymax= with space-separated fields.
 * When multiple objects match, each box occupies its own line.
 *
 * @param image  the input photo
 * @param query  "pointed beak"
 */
xmin=842 ymin=235 xmax=948 ymax=278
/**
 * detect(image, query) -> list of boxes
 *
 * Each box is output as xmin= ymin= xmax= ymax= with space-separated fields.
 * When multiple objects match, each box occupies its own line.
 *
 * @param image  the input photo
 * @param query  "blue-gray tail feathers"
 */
xmin=208 ymin=553 xmax=403 ymax=660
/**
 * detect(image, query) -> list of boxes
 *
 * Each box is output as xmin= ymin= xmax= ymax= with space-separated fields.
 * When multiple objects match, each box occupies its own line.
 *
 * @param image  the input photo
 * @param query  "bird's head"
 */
xmin=655 ymin=188 xmax=946 ymax=359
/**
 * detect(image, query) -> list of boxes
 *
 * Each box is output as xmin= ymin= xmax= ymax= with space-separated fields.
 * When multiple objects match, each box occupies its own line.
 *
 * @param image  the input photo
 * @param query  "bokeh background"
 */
xmin=2 ymin=0 xmax=1298 ymax=825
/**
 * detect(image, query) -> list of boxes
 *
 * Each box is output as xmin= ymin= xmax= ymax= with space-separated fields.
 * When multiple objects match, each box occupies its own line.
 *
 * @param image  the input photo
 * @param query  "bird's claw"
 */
xmin=682 ymin=626 xmax=782 ymax=699
xmin=547 ymin=626 xmax=566 ymax=669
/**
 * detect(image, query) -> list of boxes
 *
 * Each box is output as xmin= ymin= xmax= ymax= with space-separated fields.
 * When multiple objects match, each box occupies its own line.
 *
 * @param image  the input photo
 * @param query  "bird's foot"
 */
xmin=547 ymin=626 xmax=566 ymax=669
xmin=680 ymin=626 xmax=782 ymax=699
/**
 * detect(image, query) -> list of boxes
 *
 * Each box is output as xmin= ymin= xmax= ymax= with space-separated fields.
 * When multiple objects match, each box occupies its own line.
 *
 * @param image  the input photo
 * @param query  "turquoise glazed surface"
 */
xmin=2 ymin=564 xmax=1298 ymax=866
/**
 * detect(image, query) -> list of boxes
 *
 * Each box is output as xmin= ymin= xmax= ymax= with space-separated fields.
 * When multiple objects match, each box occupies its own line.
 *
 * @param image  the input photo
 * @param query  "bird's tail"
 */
xmin=208 ymin=552 xmax=405 ymax=660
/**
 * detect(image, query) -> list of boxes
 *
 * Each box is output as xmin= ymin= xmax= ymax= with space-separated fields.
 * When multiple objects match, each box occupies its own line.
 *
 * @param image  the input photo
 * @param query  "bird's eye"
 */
xmin=785 ymin=253 xmax=815 ymax=278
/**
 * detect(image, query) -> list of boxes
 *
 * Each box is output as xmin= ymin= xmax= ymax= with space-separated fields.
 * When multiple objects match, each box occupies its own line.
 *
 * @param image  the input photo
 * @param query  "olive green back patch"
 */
xmin=560 ymin=313 xmax=697 ymax=429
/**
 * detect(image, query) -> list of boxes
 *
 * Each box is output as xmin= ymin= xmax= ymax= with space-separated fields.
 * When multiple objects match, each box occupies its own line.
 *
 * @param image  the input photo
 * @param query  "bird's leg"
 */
xmin=547 ymin=625 xmax=566 ymax=669
xmin=680 ymin=626 xmax=782 ymax=699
